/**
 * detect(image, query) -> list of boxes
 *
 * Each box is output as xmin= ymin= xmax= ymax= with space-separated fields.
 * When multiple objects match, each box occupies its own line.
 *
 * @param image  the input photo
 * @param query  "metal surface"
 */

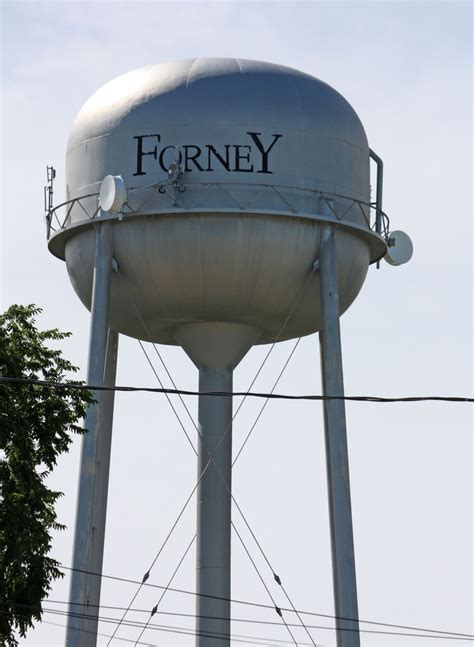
xmin=196 ymin=366 xmax=233 ymax=647
xmin=318 ymin=224 xmax=360 ymax=647
xmin=67 ymin=222 xmax=117 ymax=647
xmin=62 ymin=216 xmax=374 ymax=345
xmin=47 ymin=181 xmax=388 ymax=258
xmin=47 ymin=59 xmax=392 ymax=647
xmin=384 ymin=230 xmax=414 ymax=266
xmin=369 ymin=149 xmax=383 ymax=236
xmin=66 ymin=58 xmax=370 ymax=211
xmin=54 ymin=58 xmax=385 ymax=346
xmin=99 ymin=175 xmax=127 ymax=213
xmin=176 ymin=323 xmax=257 ymax=647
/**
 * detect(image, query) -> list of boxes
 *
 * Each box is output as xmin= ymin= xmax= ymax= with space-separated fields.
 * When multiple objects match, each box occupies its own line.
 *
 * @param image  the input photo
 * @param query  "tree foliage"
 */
xmin=0 ymin=305 xmax=93 ymax=646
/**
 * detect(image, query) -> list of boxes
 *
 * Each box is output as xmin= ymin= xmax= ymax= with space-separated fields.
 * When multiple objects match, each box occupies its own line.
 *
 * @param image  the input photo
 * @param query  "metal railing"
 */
xmin=44 ymin=180 xmax=390 ymax=241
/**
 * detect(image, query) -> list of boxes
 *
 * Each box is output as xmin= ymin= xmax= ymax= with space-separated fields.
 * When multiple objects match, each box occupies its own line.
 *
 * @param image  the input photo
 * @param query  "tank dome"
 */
xmin=49 ymin=58 xmax=385 ymax=345
xmin=66 ymin=58 xmax=369 ymax=203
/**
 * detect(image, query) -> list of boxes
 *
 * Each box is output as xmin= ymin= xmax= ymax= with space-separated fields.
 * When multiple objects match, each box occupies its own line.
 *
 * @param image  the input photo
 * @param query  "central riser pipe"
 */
xmin=196 ymin=367 xmax=232 ymax=647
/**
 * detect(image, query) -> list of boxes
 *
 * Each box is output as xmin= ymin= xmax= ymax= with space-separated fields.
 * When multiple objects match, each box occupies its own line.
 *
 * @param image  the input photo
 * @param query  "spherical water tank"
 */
xmin=49 ymin=58 xmax=386 ymax=345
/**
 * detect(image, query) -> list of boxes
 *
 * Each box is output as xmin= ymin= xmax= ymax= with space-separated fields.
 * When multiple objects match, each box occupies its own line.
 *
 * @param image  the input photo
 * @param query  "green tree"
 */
xmin=0 ymin=304 xmax=93 ymax=646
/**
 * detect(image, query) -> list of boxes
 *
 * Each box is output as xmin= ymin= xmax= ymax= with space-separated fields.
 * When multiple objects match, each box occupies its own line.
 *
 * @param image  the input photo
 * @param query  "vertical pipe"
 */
xmin=67 ymin=222 xmax=116 ymax=647
xmin=318 ymin=224 xmax=360 ymax=647
xmin=196 ymin=367 xmax=233 ymax=647
xmin=369 ymin=149 xmax=383 ymax=236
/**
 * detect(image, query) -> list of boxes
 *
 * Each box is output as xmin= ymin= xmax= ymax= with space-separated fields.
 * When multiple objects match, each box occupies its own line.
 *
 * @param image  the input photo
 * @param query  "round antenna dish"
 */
xmin=384 ymin=230 xmax=413 ymax=266
xmin=99 ymin=175 xmax=127 ymax=213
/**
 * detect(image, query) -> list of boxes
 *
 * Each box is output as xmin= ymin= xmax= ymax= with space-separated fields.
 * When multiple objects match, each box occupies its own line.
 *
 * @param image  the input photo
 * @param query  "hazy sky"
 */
xmin=1 ymin=1 xmax=472 ymax=646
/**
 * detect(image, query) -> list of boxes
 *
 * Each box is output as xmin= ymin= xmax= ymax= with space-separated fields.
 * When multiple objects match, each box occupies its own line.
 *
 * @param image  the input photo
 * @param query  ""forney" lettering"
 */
xmin=133 ymin=132 xmax=282 ymax=176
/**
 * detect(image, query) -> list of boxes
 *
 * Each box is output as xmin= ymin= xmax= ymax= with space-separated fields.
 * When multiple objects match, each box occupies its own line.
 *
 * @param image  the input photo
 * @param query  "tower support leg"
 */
xmin=196 ymin=367 xmax=232 ymax=647
xmin=67 ymin=223 xmax=118 ymax=647
xmin=318 ymin=225 xmax=360 ymax=647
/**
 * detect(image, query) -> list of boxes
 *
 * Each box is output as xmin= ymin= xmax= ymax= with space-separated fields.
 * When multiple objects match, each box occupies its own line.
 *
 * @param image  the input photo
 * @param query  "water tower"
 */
xmin=45 ymin=58 xmax=411 ymax=647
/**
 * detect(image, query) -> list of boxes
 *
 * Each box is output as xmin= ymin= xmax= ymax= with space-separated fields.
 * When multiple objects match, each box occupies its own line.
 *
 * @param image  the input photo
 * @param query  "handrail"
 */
xmin=44 ymin=181 xmax=390 ymax=241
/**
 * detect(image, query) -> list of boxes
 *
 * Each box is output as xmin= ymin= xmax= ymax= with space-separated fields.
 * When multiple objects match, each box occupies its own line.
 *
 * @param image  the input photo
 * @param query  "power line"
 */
xmin=2 ymin=376 xmax=472 ymax=403
xmin=40 ymin=615 xmax=313 ymax=647
xmin=7 ymin=607 xmax=302 ymax=647
xmin=40 ymin=618 xmax=158 ymax=646
xmin=9 ymin=600 xmax=474 ymax=643
xmin=57 ymin=565 xmax=474 ymax=640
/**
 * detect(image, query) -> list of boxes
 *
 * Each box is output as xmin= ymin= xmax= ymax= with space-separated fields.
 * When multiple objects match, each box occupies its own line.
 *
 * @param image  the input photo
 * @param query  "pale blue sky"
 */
xmin=1 ymin=2 xmax=472 ymax=646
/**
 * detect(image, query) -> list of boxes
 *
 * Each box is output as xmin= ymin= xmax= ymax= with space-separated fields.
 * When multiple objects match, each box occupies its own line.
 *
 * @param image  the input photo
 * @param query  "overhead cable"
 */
xmin=6 ymin=607 xmax=297 ymax=647
xmin=2 ymin=376 xmax=472 ymax=403
xmin=10 ymin=601 xmax=474 ymax=643
xmin=57 ymin=565 xmax=474 ymax=640
xmin=8 ymin=605 xmax=473 ymax=644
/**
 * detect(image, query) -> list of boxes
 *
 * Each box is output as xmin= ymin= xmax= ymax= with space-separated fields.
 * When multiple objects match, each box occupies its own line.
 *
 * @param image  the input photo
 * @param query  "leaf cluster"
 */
xmin=0 ymin=305 xmax=93 ymax=645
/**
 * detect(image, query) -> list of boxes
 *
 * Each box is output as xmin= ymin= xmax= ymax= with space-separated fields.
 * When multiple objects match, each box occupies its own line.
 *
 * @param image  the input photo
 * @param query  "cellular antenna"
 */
xmin=44 ymin=165 xmax=56 ymax=238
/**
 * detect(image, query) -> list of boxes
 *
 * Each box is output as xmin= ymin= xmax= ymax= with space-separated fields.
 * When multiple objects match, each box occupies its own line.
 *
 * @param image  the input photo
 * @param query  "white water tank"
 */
xmin=49 ymin=58 xmax=385 ymax=345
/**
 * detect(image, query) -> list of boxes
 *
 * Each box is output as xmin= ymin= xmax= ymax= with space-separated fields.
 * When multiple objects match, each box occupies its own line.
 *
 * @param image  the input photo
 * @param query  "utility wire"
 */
xmin=41 ymin=620 xmax=309 ymax=647
xmin=10 ymin=605 xmax=473 ymax=644
xmin=2 ymin=376 xmax=472 ymax=403
xmin=40 ymin=614 xmax=317 ymax=647
xmin=40 ymin=618 xmax=157 ymax=646
xmin=132 ymin=534 xmax=196 ymax=646
xmin=10 ymin=607 xmax=300 ymax=647
xmin=58 ymin=565 xmax=474 ymax=640
xmin=9 ymin=602 xmax=474 ymax=643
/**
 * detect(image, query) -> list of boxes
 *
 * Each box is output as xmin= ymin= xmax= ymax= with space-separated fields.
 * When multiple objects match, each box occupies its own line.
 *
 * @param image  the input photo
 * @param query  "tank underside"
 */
xmin=55 ymin=211 xmax=381 ymax=345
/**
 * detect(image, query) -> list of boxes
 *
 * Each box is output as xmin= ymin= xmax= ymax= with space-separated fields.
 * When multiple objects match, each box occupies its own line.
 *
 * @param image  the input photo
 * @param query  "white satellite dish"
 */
xmin=384 ymin=230 xmax=413 ymax=266
xmin=99 ymin=175 xmax=127 ymax=213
